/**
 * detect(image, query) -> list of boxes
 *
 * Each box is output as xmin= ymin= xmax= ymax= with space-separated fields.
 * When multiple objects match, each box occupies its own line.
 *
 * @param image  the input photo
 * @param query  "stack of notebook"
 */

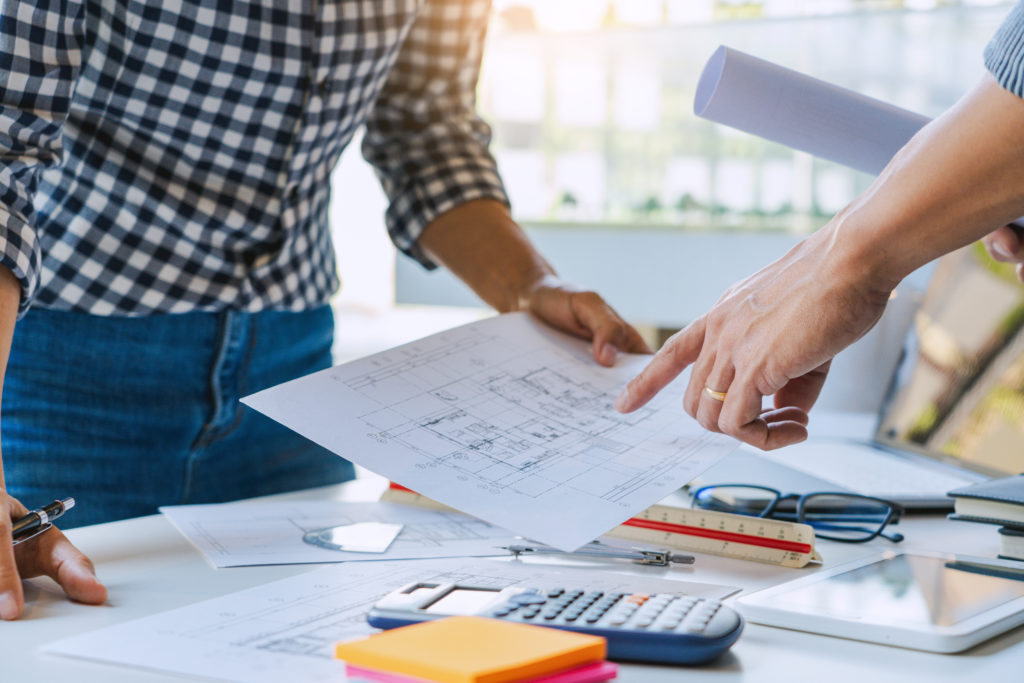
xmin=949 ymin=474 xmax=1024 ymax=561
xmin=336 ymin=616 xmax=617 ymax=683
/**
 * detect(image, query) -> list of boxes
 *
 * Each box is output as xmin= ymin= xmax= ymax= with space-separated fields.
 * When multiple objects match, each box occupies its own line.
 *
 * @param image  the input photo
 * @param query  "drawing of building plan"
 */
xmin=159 ymin=501 xmax=518 ymax=568
xmin=243 ymin=312 xmax=738 ymax=551
xmin=46 ymin=558 xmax=738 ymax=683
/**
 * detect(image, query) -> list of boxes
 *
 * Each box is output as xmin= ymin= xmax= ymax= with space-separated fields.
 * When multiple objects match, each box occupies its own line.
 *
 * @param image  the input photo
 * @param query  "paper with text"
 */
xmin=243 ymin=313 xmax=737 ymax=550
xmin=160 ymin=501 xmax=517 ymax=568
xmin=47 ymin=558 xmax=739 ymax=683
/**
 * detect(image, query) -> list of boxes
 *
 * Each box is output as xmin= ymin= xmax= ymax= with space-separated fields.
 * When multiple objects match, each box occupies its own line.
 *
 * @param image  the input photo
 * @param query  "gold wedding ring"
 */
xmin=704 ymin=385 xmax=728 ymax=402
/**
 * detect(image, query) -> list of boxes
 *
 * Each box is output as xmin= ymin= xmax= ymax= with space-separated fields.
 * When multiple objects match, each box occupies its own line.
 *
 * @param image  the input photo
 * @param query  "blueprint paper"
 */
xmin=46 ymin=558 xmax=739 ymax=683
xmin=694 ymin=45 xmax=930 ymax=176
xmin=242 ymin=313 xmax=737 ymax=551
xmin=160 ymin=501 xmax=517 ymax=568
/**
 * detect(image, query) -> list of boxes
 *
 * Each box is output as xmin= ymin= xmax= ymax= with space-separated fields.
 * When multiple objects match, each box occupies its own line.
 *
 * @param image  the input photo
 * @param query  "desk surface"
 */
xmin=4 ymin=477 xmax=1022 ymax=683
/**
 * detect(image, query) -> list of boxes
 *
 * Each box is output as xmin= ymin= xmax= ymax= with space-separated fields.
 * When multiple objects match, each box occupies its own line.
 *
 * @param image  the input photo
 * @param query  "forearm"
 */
xmin=0 ymin=265 xmax=17 ymax=486
xmin=417 ymin=199 xmax=556 ymax=313
xmin=837 ymin=73 xmax=1024 ymax=291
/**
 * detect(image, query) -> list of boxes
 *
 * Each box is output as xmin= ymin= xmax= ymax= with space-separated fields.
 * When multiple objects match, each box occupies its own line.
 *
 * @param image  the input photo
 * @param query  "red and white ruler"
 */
xmin=382 ymin=483 xmax=821 ymax=568
xmin=604 ymin=503 xmax=821 ymax=568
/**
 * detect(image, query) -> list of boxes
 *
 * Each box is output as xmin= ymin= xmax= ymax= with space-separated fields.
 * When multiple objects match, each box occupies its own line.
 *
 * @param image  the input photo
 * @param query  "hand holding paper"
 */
xmin=243 ymin=313 xmax=736 ymax=551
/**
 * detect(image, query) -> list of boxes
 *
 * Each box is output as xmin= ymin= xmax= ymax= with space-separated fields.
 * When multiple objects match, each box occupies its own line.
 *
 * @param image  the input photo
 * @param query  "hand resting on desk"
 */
xmin=0 ymin=489 xmax=107 ymax=620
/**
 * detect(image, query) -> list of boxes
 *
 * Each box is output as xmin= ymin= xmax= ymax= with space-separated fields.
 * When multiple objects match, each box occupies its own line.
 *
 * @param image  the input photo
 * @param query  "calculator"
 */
xmin=367 ymin=581 xmax=743 ymax=665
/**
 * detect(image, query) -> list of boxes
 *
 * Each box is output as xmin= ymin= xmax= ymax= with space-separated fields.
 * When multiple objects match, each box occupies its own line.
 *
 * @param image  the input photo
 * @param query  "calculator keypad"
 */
xmin=489 ymin=588 xmax=738 ymax=638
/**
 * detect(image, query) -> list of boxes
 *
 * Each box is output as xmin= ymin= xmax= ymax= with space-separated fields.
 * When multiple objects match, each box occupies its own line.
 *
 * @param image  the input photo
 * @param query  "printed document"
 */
xmin=47 ymin=558 xmax=738 ymax=682
xmin=160 ymin=501 xmax=518 ymax=568
xmin=243 ymin=313 xmax=737 ymax=551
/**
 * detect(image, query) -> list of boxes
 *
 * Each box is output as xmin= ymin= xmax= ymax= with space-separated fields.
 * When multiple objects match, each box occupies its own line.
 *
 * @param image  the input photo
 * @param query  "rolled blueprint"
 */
xmin=694 ymin=45 xmax=930 ymax=176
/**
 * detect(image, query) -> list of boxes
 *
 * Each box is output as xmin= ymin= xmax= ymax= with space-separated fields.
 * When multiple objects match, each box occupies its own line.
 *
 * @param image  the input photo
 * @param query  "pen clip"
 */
xmin=633 ymin=549 xmax=672 ymax=566
xmin=501 ymin=541 xmax=693 ymax=567
xmin=12 ymin=523 xmax=52 ymax=547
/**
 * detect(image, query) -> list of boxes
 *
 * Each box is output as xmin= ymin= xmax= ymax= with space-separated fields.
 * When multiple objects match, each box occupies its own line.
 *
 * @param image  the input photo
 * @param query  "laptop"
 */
xmin=696 ymin=245 xmax=1024 ymax=512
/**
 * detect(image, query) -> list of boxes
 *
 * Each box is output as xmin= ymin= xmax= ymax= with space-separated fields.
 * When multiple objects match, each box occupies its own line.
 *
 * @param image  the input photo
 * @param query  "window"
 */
xmin=482 ymin=0 xmax=1013 ymax=232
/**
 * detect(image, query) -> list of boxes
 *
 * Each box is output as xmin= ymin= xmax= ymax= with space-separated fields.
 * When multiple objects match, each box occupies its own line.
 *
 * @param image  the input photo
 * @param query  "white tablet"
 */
xmin=737 ymin=551 xmax=1024 ymax=653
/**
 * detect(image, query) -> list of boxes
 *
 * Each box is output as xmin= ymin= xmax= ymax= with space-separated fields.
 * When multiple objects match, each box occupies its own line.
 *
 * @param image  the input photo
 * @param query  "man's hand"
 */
xmin=613 ymin=228 xmax=890 ymax=450
xmin=983 ymin=225 xmax=1024 ymax=282
xmin=417 ymin=199 xmax=650 ymax=366
xmin=0 ymin=490 xmax=107 ymax=620
xmin=524 ymin=275 xmax=650 ymax=366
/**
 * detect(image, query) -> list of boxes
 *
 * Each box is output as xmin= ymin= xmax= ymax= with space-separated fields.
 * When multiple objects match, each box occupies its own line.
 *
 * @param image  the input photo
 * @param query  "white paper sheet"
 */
xmin=46 ymin=558 xmax=740 ymax=683
xmin=242 ymin=313 xmax=737 ymax=551
xmin=159 ymin=501 xmax=518 ymax=568
xmin=694 ymin=45 xmax=930 ymax=176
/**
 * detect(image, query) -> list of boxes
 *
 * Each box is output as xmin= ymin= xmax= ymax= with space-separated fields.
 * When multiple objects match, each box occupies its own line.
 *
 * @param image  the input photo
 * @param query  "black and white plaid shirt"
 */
xmin=0 ymin=0 xmax=507 ymax=316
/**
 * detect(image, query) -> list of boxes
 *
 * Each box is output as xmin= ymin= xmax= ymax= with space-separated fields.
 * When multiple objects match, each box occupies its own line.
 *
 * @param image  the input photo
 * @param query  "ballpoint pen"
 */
xmin=500 ymin=540 xmax=696 ymax=567
xmin=11 ymin=498 xmax=75 ymax=546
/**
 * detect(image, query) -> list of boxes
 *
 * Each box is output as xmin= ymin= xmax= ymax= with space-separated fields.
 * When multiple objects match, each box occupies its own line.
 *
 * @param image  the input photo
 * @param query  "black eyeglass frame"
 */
xmin=691 ymin=484 xmax=905 ymax=544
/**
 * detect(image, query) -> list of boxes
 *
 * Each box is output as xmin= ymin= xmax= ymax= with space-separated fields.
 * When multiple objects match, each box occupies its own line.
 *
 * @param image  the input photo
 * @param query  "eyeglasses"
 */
xmin=691 ymin=484 xmax=904 ymax=544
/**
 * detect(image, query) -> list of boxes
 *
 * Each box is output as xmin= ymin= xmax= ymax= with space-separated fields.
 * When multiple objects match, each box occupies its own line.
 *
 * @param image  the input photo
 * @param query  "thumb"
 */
xmin=19 ymin=526 xmax=107 ymax=606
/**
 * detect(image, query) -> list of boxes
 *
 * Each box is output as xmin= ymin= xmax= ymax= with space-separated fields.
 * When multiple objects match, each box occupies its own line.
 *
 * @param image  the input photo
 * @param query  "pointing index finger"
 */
xmin=615 ymin=319 xmax=706 ymax=413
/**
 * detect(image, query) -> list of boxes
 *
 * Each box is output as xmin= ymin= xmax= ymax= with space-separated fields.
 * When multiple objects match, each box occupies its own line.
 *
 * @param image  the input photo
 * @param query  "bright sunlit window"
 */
xmin=478 ymin=0 xmax=1015 ymax=232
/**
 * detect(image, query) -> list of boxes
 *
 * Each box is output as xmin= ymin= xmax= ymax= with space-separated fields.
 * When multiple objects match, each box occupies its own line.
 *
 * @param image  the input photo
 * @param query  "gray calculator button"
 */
xmin=513 ymin=595 xmax=548 ymax=606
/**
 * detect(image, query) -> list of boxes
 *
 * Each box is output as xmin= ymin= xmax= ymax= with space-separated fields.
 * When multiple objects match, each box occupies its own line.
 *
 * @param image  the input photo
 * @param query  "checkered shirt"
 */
xmin=0 ymin=0 xmax=507 ymax=316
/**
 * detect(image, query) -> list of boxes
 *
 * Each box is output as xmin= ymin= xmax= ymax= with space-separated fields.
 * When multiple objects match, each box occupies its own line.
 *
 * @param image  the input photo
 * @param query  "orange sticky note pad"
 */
xmin=335 ymin=616 xmax=607 ymax=683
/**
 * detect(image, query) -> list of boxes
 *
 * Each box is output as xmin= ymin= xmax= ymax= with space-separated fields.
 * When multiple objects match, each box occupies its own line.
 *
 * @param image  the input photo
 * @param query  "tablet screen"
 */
xmin=774 ymin=554 xmax=1024 ymax=627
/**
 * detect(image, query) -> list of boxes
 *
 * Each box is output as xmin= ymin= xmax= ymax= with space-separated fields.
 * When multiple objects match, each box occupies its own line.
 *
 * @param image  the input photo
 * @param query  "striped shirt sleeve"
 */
xmin=361 ymin=0 xmax=510 ymax=270
xmin=985 ymin=1 xmax=1024 ymax=98
xmin=0 ymin=0 xmax=86 ymax=315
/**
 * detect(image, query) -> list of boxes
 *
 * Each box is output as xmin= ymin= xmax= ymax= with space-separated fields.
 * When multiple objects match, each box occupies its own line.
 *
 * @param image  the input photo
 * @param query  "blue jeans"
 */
xmin=2 ymin=306 xmax=355 ymax=528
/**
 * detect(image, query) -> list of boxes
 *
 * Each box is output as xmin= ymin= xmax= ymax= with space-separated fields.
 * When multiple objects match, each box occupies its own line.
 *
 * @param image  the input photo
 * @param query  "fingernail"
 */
xmin=991 ymin=242 xmax=1013 ymax=261
xmin=601 ymin=343 xmax=617 ymax=365
xmin=0 ymin=591 xmax=18 ymax=620
xmin=614 ymin=387 xmax=630 ymax=412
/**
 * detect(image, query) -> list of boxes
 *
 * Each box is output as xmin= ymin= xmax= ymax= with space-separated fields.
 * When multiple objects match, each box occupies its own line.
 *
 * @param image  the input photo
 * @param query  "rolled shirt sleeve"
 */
xmin=985 ymin=1 xmax=1024 ymax=98
xmin=0 ymin=0 xmax=85 ymax=315
xmin=361 ymin=0 xmax=510 ymax=269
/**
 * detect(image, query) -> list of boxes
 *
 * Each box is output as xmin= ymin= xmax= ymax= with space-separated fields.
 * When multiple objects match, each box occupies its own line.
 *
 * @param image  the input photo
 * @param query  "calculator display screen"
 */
xmin=425 ymin=587 xmax=501 ymax=615
xmin=774 ymin=554 xmax=1024 ymax=627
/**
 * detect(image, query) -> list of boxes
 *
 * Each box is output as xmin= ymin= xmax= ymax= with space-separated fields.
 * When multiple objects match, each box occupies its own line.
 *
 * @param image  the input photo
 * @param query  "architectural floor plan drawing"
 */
xmin=243 ymin=313 xmax=738 ymax=550
xmin=47 ymin=558 xmax=738 ymax=683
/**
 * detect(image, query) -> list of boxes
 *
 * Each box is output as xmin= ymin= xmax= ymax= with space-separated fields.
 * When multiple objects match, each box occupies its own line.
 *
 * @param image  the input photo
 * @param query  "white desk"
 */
xmin=4 ymin=477 xmax=1022 ymax=683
